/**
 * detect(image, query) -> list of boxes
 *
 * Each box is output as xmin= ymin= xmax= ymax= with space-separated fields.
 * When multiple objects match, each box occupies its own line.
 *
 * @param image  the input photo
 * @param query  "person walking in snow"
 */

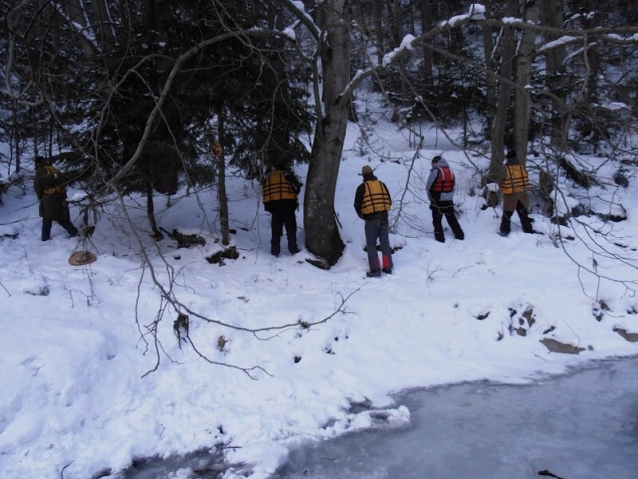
xmin=498 ymin=150 xmax=534 ymax=237
xmin=33 ymin=156 xmax=79 ymax=242
xmin=262 ymin=164 xmax=302 ymax=257
xmin=426 ymin=156 xmax=465 ymax=243
xmin=354 ymin=165 xmax=393 ymax=277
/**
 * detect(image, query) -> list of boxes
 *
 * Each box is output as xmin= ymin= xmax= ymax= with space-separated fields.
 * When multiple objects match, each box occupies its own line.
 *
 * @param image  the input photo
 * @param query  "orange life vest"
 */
xmin=361 ymin=180 xmax=391 ymax=215
xmin=501 ymin=164 xmax=529 ymax=194
xmin=431 ymin=166 xmax=455 ymax=193
xmin=262 ymin=170 xmax=298 ymax=203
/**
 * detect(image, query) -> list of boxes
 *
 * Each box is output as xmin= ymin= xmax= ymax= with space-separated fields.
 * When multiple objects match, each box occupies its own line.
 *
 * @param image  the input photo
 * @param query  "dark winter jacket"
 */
xmin=354 ymin=173 xmax=392 ymax=220
xmin=34 ymin=163 xmax=72 ymax=221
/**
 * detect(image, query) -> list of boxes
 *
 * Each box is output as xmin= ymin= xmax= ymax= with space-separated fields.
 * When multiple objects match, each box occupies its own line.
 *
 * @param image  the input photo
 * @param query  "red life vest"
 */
xmin=432 ymin=167 xmax=455 ymax=193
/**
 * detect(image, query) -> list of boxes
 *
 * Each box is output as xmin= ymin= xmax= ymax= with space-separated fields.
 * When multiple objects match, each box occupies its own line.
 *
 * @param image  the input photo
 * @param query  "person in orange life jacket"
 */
xmin=354 ymin=165 xmax=393 ymax=277
xmin=33 ymin=156 xmax=79 ymax=241
xmin=498 ymin=150 xmax=534 ymax=237
xmin=262 ymin=165 xmax=302 ymax=256
xmin=425 ymin=156 xmax=465 ymax=243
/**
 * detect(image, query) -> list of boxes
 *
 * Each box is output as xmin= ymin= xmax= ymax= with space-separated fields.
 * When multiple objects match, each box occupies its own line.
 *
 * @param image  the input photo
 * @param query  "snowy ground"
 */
xmin=1 ymin=120 xmax=637 ymax=479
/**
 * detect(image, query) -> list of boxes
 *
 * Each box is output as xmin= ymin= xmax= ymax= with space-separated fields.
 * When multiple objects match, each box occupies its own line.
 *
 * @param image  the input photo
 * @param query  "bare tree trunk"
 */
xmin=540 ymin=0 xmax=568 ymax=150
xmin=92 ymin=0 xmax=115 ymax=51
xmin=513 ymin=1 xmax=539 ymax=164
xmin=372 ymin=0 xmax=385 ymax=65
xmin=392 ymin=0 xmax=408 ymax=99
xmin=217 ymin=108 xmax=230 ymax=246
xmin=584 ymin=0 xmax=601 ymax=150
xmin=419 ymin=0 xmax=433 ymax=86
xmin=481 ymin=0 xmax=495 ymax=136
xmin=63 ymin=0 xmax=96 ymax=58
xmin=487 ymin=0 xmax=518 ymax=183
xmin=304 ymin=0 xmax=350 ymax=265
xmin=146 ymin=180 xmax=162 ymax=240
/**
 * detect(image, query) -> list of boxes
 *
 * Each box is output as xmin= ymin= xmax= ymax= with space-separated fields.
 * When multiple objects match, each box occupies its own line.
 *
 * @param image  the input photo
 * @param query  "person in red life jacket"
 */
xmin=425 ymin=156 xmax=465 ymax=243
xmin=262 ymin=164 xmax=302 ymax=256
xmin=354 ymin=165 xmax=393 ymax=277
xmin=498 ymin=150 xmax=534 ymax=237
xmin=33 ymin=156 xmax=79 ymax=241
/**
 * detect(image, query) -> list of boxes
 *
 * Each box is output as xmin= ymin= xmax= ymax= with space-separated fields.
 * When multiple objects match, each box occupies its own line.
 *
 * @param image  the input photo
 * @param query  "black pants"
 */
xmin=500 ymin=200 xmax=533 ymax=235
xmin=270 ymin=206 xmax=298 ymax=255
xmin=42 ymin=218 xmax=78 ymax=241
xmin=431 ymin=201 xmax=464 ymax=242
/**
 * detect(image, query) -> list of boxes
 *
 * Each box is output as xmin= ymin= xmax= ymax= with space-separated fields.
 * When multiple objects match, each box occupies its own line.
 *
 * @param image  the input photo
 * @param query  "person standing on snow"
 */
xmin=498 ymin=150 xmax=534 ymax=237
xmin=354 ymin=165 xmax=393 ymax=277
xmin=33 ymin=156 xmax=79 ymax=241
xmin=426 ymin=155 xmax=465 ymax=243
xmin=262 ymin=164 xmax=302 ymax=257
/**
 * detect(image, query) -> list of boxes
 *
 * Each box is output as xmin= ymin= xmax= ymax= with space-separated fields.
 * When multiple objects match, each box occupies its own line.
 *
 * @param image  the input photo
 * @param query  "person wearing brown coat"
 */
xmin=34 ymin=156 xmax=78 ymax=241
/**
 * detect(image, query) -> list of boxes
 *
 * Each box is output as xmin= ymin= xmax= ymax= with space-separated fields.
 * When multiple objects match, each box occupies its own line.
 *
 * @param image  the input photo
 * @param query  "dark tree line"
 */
xmin=1 ymin=0 xmax=638 ymax=264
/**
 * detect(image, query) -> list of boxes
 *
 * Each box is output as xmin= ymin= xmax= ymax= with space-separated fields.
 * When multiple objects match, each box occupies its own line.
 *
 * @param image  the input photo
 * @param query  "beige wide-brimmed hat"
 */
xmin=359 ymin=165 xmax=373 ymax=176
xmin=68 ymin=250 xmax=97 ymax=266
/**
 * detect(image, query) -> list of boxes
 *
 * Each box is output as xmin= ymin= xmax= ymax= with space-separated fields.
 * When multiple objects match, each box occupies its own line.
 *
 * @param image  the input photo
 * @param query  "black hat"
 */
xmin=506 ymin=150 xmax=517 ymax=159
xmin=431 ymin=155 xmax=442 ymax=163
xmin=34 ymin=156 xmax=46 ymax=165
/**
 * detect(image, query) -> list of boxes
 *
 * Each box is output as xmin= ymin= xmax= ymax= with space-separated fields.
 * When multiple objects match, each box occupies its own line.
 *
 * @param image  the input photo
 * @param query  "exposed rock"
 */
xmin=540 ymin=338 xmax=585 ymax=354
xmin=613 ymin=327 xmax=638 ymax=343
xmin=161 ymin=228 xmax=206 ymax=248
xmin=306 ymin=257 xmax=331 ymax=270
xmin=206 ymin=246 xmax=239 ymax=265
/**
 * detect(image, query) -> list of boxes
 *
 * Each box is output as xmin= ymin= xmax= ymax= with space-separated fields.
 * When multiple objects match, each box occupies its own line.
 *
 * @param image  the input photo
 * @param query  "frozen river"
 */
xmin=271 ymin=355 xmax=638 ymax=479
xmin=123 ymin=355 xmax=638 ymax=479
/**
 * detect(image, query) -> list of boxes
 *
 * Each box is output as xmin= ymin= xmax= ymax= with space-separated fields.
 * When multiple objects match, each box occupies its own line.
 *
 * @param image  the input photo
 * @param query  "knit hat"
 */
xmin=431 ymin=155 xmax=442 ymax=163
xmin=34 ymin=156 xmax=46 ymax=165
xmin=360 ymin=165 xmax=373 ymax=176
xmin=506 ymin=150 xmax=517 ymax=159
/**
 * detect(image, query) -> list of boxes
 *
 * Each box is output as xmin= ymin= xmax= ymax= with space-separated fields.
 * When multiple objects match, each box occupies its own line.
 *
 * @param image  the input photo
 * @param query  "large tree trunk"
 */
xmin=63 ymin=0 xmax=96 ymax=58
xmin=481 ymin=0 xmax=496 ymax=128
xmin=372 ymin=0 xmax=385 ymax=65
xmin=392 ymin=0 xmax=409 ymax=99
xmin=217 ymin=108 xmax=230 ymax=246
xmin=303 ymin=0 xmax=350 ymax=265
xmin=92 ymin=0 xmax=115 ymax=51
xmin=146 ymin=180 xmax=162 ymax=240
xmin=419 ymin=0 xmax=434 ymax=86
xmin=487 ymin=0 xmax=518 ymax=183
xmin=513 ymin=1 xmax=539 ymax=164
xmin=584 ymin=0 xmax=601 ymax=151
xmin=540 ymin=0 xmax=568 ymax=150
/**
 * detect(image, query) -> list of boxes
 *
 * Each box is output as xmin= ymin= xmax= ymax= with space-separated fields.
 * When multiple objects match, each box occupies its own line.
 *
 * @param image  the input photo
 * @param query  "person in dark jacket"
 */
xmin=33 ymin=156 xmax=78 ymax=241
xmin=354 ymin=165 xmax=393 ymax=277
xmin=425 ymin=156 xmax=465 ymax=243
xmin=262 ymin=166 xmax=302 ymax=256
xmin=498 ymin=150 xmax=534 ymax=237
